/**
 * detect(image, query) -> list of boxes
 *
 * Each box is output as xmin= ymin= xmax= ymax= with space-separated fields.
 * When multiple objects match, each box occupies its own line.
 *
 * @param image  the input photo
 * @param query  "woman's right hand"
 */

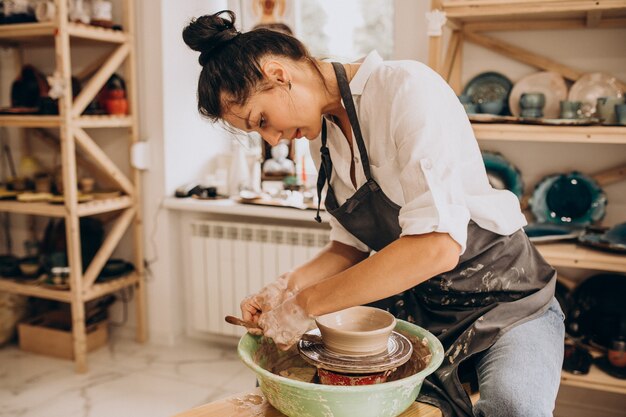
xmin=240 ymin=272 xmax=296 ymax=335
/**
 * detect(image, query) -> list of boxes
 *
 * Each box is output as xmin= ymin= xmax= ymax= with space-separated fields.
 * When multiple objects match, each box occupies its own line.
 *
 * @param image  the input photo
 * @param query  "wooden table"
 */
xmin=173 ymin=388 xmax=444 ymax=417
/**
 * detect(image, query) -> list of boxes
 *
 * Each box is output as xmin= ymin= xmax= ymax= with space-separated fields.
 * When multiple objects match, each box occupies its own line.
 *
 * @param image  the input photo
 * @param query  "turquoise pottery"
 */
xmin=530 ymin=172 xmax=606 ymax=226
xmin=481 ymin=151 xmax=524 ymax=199
xmin=238 ymin=320 xmax=444 ymax=417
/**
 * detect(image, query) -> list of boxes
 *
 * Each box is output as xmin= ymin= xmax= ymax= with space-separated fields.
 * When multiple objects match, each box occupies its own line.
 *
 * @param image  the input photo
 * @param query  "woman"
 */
xmin=183 ymin=11 xmax=564 ymax=417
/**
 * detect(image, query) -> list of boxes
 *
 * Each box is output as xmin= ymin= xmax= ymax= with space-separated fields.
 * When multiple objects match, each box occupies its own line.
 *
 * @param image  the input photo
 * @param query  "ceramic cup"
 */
xmin=478 ymin=98 xmax=505 ymax=115
xmin=614 ymin=103 xmax=626 ymax=126
xmin=596 ymin=96 xmax=625 ymax=125
xmin=559 ymin=100 xmax=582 ymax=119
xmin=519 ymin=92 xmax=546 ymax=118
xmin=35 ymin=0 xmax=56 ymax=22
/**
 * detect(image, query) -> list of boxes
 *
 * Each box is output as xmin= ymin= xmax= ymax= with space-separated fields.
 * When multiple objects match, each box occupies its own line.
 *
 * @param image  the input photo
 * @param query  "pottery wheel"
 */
xmin=297 ymin=329 xmax=413 ymax=374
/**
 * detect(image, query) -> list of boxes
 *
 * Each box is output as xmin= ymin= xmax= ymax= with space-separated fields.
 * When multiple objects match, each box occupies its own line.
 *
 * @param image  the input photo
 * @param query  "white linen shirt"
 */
xmin=308 ymin=51 xmax=527 ymax=255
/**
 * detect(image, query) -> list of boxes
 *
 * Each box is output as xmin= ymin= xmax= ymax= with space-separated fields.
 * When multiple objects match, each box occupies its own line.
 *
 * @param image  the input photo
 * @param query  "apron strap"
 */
xmin=331 ymin=62 xmax=373 ymax=180
xmin=315 ymin=119 xmax=330 ymax=223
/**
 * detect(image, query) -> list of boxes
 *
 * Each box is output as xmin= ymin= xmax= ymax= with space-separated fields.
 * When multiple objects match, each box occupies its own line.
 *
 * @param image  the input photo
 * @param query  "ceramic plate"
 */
xmin=509 ymin=71 xmax=568 ymax=119
xmin=463 ymin=72 xmax=513 ymax=113
xmin=578 ymin=233 xmax=626 ymax=254
xmin=482 ymin=151 xmax=524 ymax=198
xmin=524 ymin=222 xmax=583 ymax=243
xmin=530 ymin=172 xmax=606 ymax=226
xmin=568 ymin=72 xmax=624 ymax=117
xmin=518 ymin=117 xmax=599 ymax=126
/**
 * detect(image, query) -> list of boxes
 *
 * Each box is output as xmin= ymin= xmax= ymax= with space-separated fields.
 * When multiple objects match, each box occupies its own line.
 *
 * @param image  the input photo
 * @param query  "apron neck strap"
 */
xmin=315 ymin=119 xmax=329 ymax=223
xmin=331 ymin=62 xmax=373 ymax=180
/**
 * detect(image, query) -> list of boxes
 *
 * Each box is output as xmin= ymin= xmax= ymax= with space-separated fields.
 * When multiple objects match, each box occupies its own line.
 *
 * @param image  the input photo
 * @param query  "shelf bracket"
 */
xmin=71 ymin=43 xmax=131 ymax=118
xmin=463 ymin=31 xmax=583 ymax=81
xmin=74 ymin=127 xmax=135 ymax=196
xmin=83 ymin=207 xmax=136 ymax=288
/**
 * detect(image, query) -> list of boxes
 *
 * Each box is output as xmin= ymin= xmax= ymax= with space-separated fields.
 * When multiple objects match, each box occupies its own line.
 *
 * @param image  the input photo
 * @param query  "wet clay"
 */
xmin=253 ymin=330 xmax=432 ymax=384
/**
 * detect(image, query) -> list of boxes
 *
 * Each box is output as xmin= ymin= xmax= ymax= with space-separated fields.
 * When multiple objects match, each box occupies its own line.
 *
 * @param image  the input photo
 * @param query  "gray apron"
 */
xmin=314 ymin=62 xmax=557 ymax=417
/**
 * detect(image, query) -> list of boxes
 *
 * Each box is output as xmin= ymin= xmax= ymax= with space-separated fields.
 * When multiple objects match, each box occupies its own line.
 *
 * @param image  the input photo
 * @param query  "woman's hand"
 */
xmin=240 ymin=272 xmax=295 ymax=335
xmin=258 ymin=294 xmax=315 ymax=350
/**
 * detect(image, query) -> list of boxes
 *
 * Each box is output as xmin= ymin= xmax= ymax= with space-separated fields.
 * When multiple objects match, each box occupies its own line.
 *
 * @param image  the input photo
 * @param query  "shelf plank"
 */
xmin=0 ymin=115 xmax=61 ymax=127
xmin=75 ymin=115 xmax=133 ymax=128
xmin=472 ymin=123 xmax=626 ymax=144
xmin=0 ymin=22 xmax=128 ymax=45
xmin=561 ymin=367 xmax=626 ymax=395
xmin=536 ymin=243 xmax=626 ymax=273
xmin=0 ymin=196 xmax=131 ymax=217
xmin=67 ymin=23 xmax=128 ymax=43
xmin=442 ymin=0 xmax=626 ymax=22
xmin=0 ymin=278 xmax=71 ymax=302
xmin=83 ymin=272 xmax=140 ymax=301
xmin=77 ymin=196 xmax=133 ymax=216
xmin=0 ymin=200 xmax=65 ymax=217
xmin=0 ymin=22 xmax=56 ymax=44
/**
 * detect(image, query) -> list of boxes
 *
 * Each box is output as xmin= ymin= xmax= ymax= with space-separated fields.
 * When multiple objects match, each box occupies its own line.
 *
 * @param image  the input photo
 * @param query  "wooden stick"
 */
xmin=73 ymin=127 xmax=135 ymax=196
xmin=71 ymin=43 xmax=130 ymax=117
xmin=463 ymin=31 xmax=583 ymax=81
xmin=83 ymin=207 xmax=136 ymax=287
xmin=442 ymin=31 xmax=461 ymax=81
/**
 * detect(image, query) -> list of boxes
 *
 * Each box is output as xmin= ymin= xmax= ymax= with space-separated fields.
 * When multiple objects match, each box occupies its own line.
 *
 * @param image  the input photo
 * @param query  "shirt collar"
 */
xmin=349 ymin=50 xmax=383 ymax=95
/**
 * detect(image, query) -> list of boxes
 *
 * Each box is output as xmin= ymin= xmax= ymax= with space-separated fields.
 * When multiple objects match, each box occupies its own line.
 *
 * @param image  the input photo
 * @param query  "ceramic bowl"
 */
xmin=315 ymin=306 xmax=396 ymax=356
xmin=238 ymin=319 xmax=444 ymax=417
xmin=478 ymin=99 xmax=505 ymax=115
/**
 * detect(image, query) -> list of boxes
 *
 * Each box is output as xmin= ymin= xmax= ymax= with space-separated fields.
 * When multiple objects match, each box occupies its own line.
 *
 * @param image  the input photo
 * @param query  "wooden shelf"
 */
xmin=0 ymin=115 xmax=62 ymax=127
xmin=536 ymin=243 xmax=626 ymax=273
xmin=0 ymin=196 xmax=132 ymax=217
xmin=0 ymin=272 xmax=140 ymax=303
xmin=441 ymin=0 xmax=626 ymax=23
xmin=0 ymin=21 xmax=127 ymax=45
xmin=472 ymin=123 xmax=626 ymax=144
xmin=561 ymin=366 xmax=626 ymax=395
xmin=0 ymin=115 xmax=132 ymax=128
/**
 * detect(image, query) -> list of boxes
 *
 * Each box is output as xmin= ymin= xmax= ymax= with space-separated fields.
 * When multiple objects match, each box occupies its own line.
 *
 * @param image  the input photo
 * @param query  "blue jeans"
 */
xmin=472 ymin=297 xmax=565 ymax=417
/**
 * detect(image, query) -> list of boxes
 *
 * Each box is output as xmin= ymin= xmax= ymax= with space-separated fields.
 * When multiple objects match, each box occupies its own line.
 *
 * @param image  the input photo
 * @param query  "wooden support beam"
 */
xmin=465 ymin=17 xmax=626 ymax=31
xmin=73 ymin=127 xmax=135 ymax=196
xmin=428 ymin=35 xmax=443 ymax=74
xmin=586 ymin=10 xmax=603 ymax=27
xmin=71 ymin=43 xmax=130 ymax=117
xmin=592 ymin=163 xmax=626 ymax=187
xmin=449 ymin=34 xmax=464 ymax=95
xmin=442 ymin=31 xmax=461 ymax=81
xmin=33 ymin=128 xmax=117 ymax=190
xmin=83 ymin=207 xmax=136 ymax=287
xmin=463 ymin=31 xmax=583 ymax=81
xmin=125 ymin=0 xmax=147 ymax=344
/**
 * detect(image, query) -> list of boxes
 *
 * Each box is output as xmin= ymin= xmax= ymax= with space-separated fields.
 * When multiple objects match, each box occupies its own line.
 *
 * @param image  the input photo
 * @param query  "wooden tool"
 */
xmin=224 ymin=315 xmax=323 ymax=344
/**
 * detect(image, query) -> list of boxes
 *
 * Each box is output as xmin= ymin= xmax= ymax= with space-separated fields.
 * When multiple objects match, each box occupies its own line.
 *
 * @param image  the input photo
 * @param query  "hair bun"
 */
xmin=182 ymin=10 xmax=240 ymax=65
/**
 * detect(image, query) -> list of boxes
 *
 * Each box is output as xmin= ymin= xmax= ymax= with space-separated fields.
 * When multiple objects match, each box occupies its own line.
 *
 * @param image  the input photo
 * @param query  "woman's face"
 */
xmin=223 ymin=63 xmax=324 ymax=146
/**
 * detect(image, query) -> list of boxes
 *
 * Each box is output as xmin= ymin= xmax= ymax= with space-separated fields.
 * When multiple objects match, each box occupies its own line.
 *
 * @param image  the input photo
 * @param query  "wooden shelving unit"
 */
xmin=0 ymin=0 xmax=146 ymax=373
xmin=429 ymin=0 xmax=626 ymax=398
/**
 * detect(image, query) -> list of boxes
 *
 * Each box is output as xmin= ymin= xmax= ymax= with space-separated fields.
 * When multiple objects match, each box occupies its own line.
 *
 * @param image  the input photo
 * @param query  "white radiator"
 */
xmin=188 ymin=220 xmax=330 ymax=336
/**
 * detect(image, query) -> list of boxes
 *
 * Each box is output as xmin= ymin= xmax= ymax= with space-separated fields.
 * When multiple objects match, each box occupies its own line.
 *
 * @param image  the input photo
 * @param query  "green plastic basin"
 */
xmin=237 ymin=319 xmax=444 ymax=417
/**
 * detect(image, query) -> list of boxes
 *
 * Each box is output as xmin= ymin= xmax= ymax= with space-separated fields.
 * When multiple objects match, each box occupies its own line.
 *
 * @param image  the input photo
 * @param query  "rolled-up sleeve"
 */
xmin=391 ymin=69 xmax=471 ymax=254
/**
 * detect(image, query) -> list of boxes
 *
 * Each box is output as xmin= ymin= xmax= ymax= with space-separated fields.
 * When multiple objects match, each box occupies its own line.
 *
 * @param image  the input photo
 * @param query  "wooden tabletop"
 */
xmin=173 ymin=388 xmax=443 ymax=417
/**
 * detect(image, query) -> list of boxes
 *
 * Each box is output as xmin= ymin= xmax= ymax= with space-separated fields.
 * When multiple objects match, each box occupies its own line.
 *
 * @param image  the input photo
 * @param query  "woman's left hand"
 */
xmin=258 ymin=294 xmax=315 ymax=350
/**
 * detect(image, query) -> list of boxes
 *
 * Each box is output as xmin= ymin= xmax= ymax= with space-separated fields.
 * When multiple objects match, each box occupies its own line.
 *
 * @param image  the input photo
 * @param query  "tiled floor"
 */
xmin=0 ymin=331 xmax=257 ymax=417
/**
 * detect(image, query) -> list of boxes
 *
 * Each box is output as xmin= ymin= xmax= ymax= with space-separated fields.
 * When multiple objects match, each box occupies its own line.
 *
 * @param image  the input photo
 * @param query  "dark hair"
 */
xmin=182 ymin=10 xmax=319 ymax=122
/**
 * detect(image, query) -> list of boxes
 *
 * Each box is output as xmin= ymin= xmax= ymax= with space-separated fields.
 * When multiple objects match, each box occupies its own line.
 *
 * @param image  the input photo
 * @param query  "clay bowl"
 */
xmin=315 ymin=306 xmax=396 ymax=356
xmin=238 ymin=319 xmax=444 ymax=417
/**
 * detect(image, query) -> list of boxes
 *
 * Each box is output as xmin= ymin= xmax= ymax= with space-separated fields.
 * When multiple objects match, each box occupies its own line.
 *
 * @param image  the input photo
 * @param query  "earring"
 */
xmin=288 ymin=80 xmax=292 ymax=90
